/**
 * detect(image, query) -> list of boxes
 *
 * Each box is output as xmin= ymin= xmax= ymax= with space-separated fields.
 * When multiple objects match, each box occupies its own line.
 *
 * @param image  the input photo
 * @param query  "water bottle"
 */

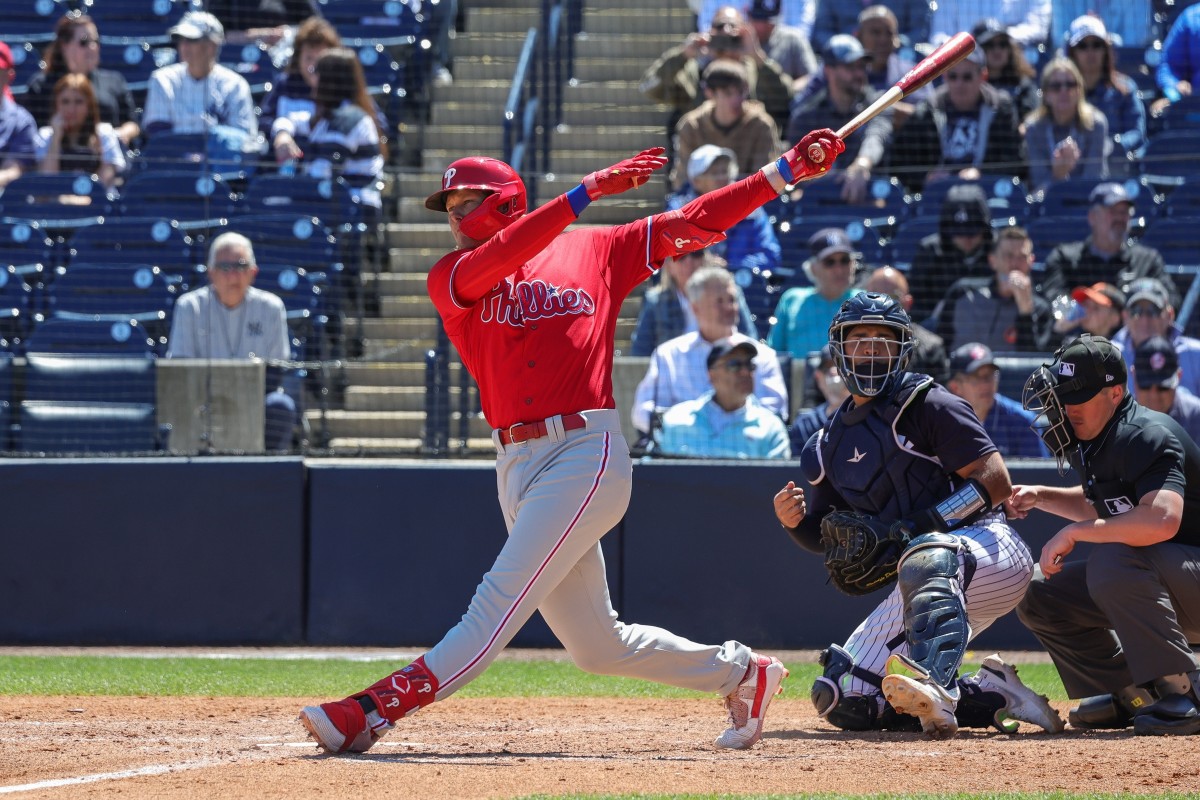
xmin=280 ymin=159 xmax=297 ymax=177
xmin=1051 ymin=294 xmax=1085 ymax=334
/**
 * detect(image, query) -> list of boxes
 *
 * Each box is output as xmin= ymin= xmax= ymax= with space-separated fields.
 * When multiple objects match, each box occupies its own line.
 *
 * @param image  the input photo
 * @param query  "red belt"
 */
xmin=498 ymin=413 xmax=588 ymax=446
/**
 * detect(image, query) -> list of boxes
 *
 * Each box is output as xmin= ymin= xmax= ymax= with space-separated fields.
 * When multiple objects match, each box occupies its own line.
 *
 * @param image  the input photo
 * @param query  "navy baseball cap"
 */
xmin=809 ymin=227 xmax=854 ymax=261
xmin=1051 ymin=335 xmax=1127 ymax=405
xmin=950 ymin=342 xmax=996 ymax=375
xmin=1089 ymin=181 xmax=1133 ymax=208
xmin=1135 ymin=336 xmax=1179 ymax=390
xmin=747 ymin=0 xmax=781 ymax=21
xmin=823 ymin=34 xmax=868 ymax=66
xmin=707 ymin=338 xmax=757 ymax=369
xmin=972 ymin=18 xmax=1008 ymax=46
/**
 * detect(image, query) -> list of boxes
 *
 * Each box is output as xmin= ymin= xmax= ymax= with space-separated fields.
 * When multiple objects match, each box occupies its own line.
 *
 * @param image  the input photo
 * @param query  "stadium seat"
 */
xmin=1143 ymin=131 xmax=1200 ymax=185
xmin=792 ymin=175 xmax=909 ymax=224
xmin=2 ymin=36 xmax=51 ymax=94
xmin=993 ymin=351 xmax=1047 ymax=403
xmin=5 ymin=0 xmax=71 ymax=37
xmin=97 ymin=36 xmax=176 ymax=100
xmin=254 ymin=263 xmax=330 ymax=362
xmin=779 ymin=215 xmax=890 ymax=269
xmin=0 ymin=173 xmax=115 ymax=226
xmin=1160 ymin=182 xmax=1200 ymax=218
xmin=46 ymin=263 xmax=177 ymax=352
xmin=1138 ymin=217 xmax=1200 ymax=265
xmin=886 ymin=216 xmax=941 ymax=271
xmin=1026 ymin=216 xmax=1093 ymax=262
xmin=17 ymin=400 xmax=162 ymax=453
xmin=65 ymin=217 xmax=201 ymax=288
xmin=912 ymin=175 xmax=1031 ymax=222
xmin=732 ymin=266 xmax=785 ymax=341
xmin=119 ymin=170 xmax=241 ymax=231
xmin=0 ymin=268 xmax=34 ymax=352
xmin=23 ymin=316 xmax=158 ymax=355
xmin=24 ymin=352 xmax=156 ymax=404
xmin=1033 ymin=178 xmax=1139 ymax=217
xmin=0 ymin=353 xmax=12 ymax=449
xmin=132 ymin=132 xmax=258 ymax=183
xmin=316 ymin=0 xmax=424 ymax=36
xmin=86 ymin=0 xmax=192 ymax=37
xmin=0 ymin=219 xmax=56 ymax=286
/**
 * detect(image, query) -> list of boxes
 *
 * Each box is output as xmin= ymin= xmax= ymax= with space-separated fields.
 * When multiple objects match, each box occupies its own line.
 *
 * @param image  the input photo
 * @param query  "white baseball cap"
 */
xmin=687 ymin=144 xmax=737 ymax=182
xmin=169 ymin=11 xmax=225 ymax=44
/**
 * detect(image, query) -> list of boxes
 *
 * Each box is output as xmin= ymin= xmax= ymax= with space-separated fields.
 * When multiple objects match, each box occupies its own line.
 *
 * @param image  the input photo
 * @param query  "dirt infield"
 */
xmin=4 ymin=690 xmax=1200 ymax=798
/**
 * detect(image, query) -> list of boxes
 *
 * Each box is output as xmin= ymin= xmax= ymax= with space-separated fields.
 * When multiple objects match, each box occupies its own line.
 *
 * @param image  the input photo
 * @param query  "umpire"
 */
xmin=1011 ymin=333 xmax=1200 ymax=735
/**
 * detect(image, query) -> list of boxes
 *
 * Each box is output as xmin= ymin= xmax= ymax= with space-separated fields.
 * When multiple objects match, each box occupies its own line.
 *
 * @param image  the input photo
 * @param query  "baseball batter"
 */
xmin=773 ymin=292 xmax=1064 ymax=738
xmin=299 ymin=128 xmax=846 ymax=753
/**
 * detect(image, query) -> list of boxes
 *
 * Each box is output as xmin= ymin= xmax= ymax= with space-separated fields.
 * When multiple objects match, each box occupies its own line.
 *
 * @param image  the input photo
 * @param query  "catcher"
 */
xmin=772 ymin=291 xmax=1065 ymax=739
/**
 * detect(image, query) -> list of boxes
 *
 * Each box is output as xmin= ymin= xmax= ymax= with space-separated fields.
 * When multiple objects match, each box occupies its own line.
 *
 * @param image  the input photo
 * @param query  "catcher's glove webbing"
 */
xmin=820 ymin=510 xmax=912 ymax=596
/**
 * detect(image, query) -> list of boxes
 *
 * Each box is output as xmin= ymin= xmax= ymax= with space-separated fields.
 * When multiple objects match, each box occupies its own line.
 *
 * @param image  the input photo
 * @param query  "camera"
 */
xmin=709 ymin=32 xmax=740 ymax=52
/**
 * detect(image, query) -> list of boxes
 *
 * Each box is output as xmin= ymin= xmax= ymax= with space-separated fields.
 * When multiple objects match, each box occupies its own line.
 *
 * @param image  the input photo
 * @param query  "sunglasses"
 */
xmin=821 ymin=255 xmax=853 ymax=267
xmin=1129 ymin=307 xmax=1163 ymax=318
xmin=214 ymin=259 xmax=253 ymax=272
xmin=1073 ymin=39 xmax=1106 ymax=51
xmin=718 ymin=358 xmax=757 ymax=373
xmin=74 ymin=36 xmax=98 ymax=46
xmin=1046 ymin=80 xmax=1079 ymax=92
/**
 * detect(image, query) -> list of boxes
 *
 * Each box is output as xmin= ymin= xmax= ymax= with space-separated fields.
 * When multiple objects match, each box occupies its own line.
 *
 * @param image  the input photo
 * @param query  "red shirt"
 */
xmin=427 ymin=175 xmax=776 ymax=429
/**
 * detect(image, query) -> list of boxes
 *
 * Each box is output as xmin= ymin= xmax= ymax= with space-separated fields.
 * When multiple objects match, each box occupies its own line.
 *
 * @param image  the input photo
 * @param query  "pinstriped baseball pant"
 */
xmin=420 ymin=408 xmax=752 ymax=701
xmin=840 ymin=516 xmax=1034 ymax=697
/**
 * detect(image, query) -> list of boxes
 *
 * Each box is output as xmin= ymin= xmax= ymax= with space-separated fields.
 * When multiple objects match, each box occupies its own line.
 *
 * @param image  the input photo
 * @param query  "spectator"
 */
xmin=856 ymin=5 xmax=930 ymax=122
xmin=303 ymin=47 xmax=388 ymax=214
xmin=889 ymin=45 xmax=1025 ymax=193
xmin=1054 ymin=281 xmax=1126 ymax=342
xmin=1051 ymin=0 xmax=1153 ymax=49
xmin=1040 ymin=182 xmax=1176 ymax=305
xmin=931 ymin=0 xmax=1051 ymax=47
xmin=1133 ymin=335 xmax=1200 ymax=445
xmin=655 ymin=339 xmax=792 ymax=458
xmin=696 ymin=0 xmax=818 ymax=44
xmin=973 ymin=18 xmax=1039 ymax=121
xmin=1153 ymin=2 xmax=1200 ymax=112
xmin=640 ymin=5 xmax=794 ymax=131
xmin=906 ymin=182 xmax=993 ymax=322
xmin=142 ymin=12 xmax=257 ymax=140
xmin=0 ymin=44 xmax=40 ymax=191
xmin=1065 ymin=15 xmax=1147 ymax=180
xmin=787 ymin=35 xmax=893 ymax=203
xmin=768 ymin=227 xmax=858 ymax=359
xmin=1112 ymin=277 xmax=1200 ymax=398
xmin=36 ymin=74 xmax=126 ymax=189
xmin=811 ymin=0 xmax=932 ymax=52
xmin=668 ymin=146 xmax=781 ymax=272
xmin=167 ymin=232 xmax=299 ymax=451
xmin=744 ymin=0 xmax=818 ymax=93
xmin=787 ymin=342 xmax=847 ymax=455
xmin=932 ymin=225 xmax=1054 ymax=352
xmin=261 ymin=16 xmax=338 ymax=161
xmin=23 ymin=14 xmax=139 ymax=147
xmin=861 ymin=265 xmax=950 ymax=382
xmin=945 ymin=341 xmax=1051 ymax=458
xmin=671 ymin=60 xmax=781 ymax=191
xmin=632 ymin=266 xmax=788 ymax=435
xmin=204 ymin=0 xmax=320 ymax=45
xmin=629 ymin=249 xmax=758 ymax=356
xmin=1023 ymin=56 xmax=1110 ymax=192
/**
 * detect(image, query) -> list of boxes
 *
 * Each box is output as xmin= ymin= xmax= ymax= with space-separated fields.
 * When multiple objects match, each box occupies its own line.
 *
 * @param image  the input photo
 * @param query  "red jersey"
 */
xmin=427 ymin=175 xmax=776 ymax=429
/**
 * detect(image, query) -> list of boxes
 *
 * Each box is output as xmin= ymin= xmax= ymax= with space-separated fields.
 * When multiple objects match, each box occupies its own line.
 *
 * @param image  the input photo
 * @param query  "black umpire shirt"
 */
xmin=1068 ymin=394 xmax=1200 ymax=548
xmin=1040 ymin=238 xmax=1176 ymax=306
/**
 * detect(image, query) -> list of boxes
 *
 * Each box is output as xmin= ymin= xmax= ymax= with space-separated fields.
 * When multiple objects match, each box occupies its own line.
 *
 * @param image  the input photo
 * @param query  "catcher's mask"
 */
xmin=425 ymin=156 xmax=527 ymax=240
xmin=1022 ymin=365 xmax=1077 ymax=475
xmin=829 ymin=291 xmax=914 ymax=398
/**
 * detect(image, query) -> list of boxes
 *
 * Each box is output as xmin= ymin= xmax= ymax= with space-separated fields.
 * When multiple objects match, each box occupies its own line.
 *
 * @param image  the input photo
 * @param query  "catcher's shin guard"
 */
xmin=356 ymin=656 xmax=440 ymax=725
xmin=811 ymin=644 xmax=919 ymax=731
xmin=897 ymin=533 xmax=969 ymax=688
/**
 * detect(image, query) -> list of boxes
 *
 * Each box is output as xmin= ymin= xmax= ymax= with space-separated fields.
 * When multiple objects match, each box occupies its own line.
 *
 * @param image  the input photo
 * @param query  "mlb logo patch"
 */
xmin=1105 ymin=496 xmax=1134 ymax=515
xmin=1058 ymin=363 xmax=1075 ymax=376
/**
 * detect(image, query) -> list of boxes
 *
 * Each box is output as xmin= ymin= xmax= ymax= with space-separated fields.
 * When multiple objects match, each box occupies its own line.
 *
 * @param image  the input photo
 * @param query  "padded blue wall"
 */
xmin=0 ymin=457 xmax=305 ymax=644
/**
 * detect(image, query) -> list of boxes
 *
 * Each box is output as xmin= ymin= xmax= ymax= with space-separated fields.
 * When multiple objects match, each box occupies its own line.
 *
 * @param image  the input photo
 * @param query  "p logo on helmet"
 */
xmin=426 ymin=157 xmax=528 ymax=240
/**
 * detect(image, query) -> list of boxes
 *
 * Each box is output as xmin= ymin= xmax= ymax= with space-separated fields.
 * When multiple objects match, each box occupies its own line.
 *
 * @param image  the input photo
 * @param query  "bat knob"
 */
xmin=807 ymin=144 xmax=825 ymax=164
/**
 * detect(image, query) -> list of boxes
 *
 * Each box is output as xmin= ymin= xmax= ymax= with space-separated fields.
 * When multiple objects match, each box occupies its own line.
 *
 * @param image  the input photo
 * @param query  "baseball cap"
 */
xmin=1051 ymin=335 xmax=1127 ymax=405
xmin=972 ymin=18 xmax=1008 ymax=46
xmin=707 ymin=338 xmax=758 ymax=368
xmin=1134 ymin=336 xmax=1180 ymax=390
xmin=808 ymin=227 xmax=855 ymax=261
xmin=822 ymin=34 xmax=868 ymax=66
xmin=1126 ymin=277 xmax=1170 ymax=310
xmin=1089 ymin=181 xmax=1133 ymax=208
xmin=687 ymin=144 xmax=736 ymax=182
xmin=949 ymin=342 xmax=996 ymax=375
xmin=169 ymin=11 xmax=225 ymax=44
xmin=1071 ymin=282 xmax=1126 ymax=311
xmin=1067 ymin=14 xmax=1108 ymax=48
xmin=747 ymin=0 xmax=781 ymax=21
xmin=962 ymin=46 xmax=986 ymax=67
xmin=0 ymin=42 xmax=13 ymax=71
xmin=941 ymin=184 xmax=991 ymax=235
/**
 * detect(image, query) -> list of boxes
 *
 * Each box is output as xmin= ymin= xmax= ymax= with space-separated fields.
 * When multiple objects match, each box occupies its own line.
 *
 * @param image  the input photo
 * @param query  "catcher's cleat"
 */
xmin=300 ymin=698 xmax=391 ymax=754
xmin=715 ymin=653 xmax=789 ymax=749
xmin=970 ymin=654 xmax=1065 ymax=733
xmin=882 ymin=654 xmax=958 ymax=740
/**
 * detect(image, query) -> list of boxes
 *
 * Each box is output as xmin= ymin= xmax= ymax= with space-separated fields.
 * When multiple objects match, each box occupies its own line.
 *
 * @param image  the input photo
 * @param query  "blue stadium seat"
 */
xmin=316 ymin=0 xmax=424 ymax=36
xmin=1138 ymin=217 xmax=1200 ymax=265
xmin=46 ymin=263 xmax=177 ymax=352
xmin=24 ymin=352 xmax=156 ymax=404
xmin=1143 ymin=131 xmax=1200 ymax=185
xmin=17 ymin=400 xmax=161 ymax=453
xmin=66 ymin=218 xmax=200 ymax=288
xmin=23 ymin=317 xmax=158 ymax=355
xmin=132 ymin=132 xmax=257 ymax=183
xmin=916 ymin=175 xmax=1032 ymax=222
xmin=732 ymin=266 xmax=785 ymax=341
xmin=792 ymin=176 xmax=910 ymax=225
xmin=780 ymin=215 xmax=890 ymax=268
xmin=992 ymin=351 xmax=1048 ymax=404
xmin=1033 ymin=178 xmax=1135 ymax=217
xmin=1026 ymin=215 xmax=1093 ymax=262
xmin=2 ymin=36 xmax=51 ymax=94
xmin=0 ymin=354 xmax=13 ymax=449
xmin=0 ymin=268 xmax=34 ymax=353
xmin=0 ymin=173 xmax=115 ymax=226
xmin=85 ymin=0 xmax=195 ymax=37
xmin=1160 ymin=182 xmax=1200 ymax=218
xmin=255 ymin=263 xmax=330 ymax=362
xmin=4 ymin=0 xmax=71 ymax=37
xmin=119 ymin=170 xmax=241 ymax=231
xmin=0 ymin=220 xmax=57 ymax=286
xmin=97 ymin=36 xmax=176 ymax=99
xmin=886 ymin=216 xmax=941 ymax=271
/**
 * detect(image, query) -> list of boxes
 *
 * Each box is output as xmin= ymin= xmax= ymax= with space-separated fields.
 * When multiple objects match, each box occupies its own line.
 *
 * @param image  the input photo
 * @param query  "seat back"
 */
xmin=47 ymin=263 xmax=176 ymax=351
xmin=24 ymin=317 xmax=158 ymax=355
xmin=1138 ymin=217 xmax=1200 ymax=265
xmin=0 ymin=173 xmax=114 ymax=222
xmin=3 ymin=0 xmax=70 ymax=37
xmin=316 ymin=0 xmax=424 ymax=36
xmin=66 ymin=218 xmax=199 ymax=285
xmin=793 ymin=176 xmax=910 ymax=223
xmin=17 ymin=400 xmax=160 ymax=453
xmin=119 ymin=170 xmax=241 ymax=222
xmin=24 ymin=352 xmax=156 ymax=404
xmin=242 ymin=174 xmax=362 ymax=232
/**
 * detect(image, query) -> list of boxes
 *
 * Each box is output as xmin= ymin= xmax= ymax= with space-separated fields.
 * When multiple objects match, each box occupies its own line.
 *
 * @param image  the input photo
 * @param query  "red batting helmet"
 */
xmin=424 ymin=156 xmax=527 ymax=240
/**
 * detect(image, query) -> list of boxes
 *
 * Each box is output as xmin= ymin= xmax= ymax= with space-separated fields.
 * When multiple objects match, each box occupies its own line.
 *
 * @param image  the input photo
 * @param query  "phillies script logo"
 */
xmin=480 ymin=278 xmax=596 ymax=326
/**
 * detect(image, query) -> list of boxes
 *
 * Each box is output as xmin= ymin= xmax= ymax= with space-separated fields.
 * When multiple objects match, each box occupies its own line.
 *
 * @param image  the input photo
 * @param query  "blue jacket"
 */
xmin=667 ymin=192 xmax=781 ymax=273
xmin=984 ymin=393 xmax=1051 ymax=459
xmin=630 ymin=284 xmax=756 ymax=357
xmin=1158 ymin=5 xmax=1200 ymax=101
xmin=1087 ymin=75 xmax=1147 ymax=161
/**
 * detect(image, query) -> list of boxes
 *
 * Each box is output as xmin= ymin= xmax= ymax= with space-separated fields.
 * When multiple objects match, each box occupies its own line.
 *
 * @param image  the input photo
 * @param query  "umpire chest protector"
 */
xmin=814 ymin=373 xmax=953 ymax=521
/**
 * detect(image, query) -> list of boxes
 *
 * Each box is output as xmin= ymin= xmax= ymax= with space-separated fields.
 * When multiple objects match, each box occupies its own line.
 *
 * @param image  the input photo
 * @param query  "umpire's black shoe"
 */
xmin=1069 ymin=694 xmax=1133 ymax=729
xmin=1133 ymin=693 xmax=1200 ymax=736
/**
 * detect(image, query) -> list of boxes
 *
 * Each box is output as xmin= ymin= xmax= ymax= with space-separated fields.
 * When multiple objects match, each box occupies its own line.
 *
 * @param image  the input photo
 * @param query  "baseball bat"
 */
xmin=807 ymin=32 xmax=977 ymax=163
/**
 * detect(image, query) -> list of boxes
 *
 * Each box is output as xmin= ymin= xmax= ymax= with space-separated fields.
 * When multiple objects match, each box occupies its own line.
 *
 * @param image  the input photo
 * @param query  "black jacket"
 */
xmin=1040 ymin=238 xmax=1176 ymax=306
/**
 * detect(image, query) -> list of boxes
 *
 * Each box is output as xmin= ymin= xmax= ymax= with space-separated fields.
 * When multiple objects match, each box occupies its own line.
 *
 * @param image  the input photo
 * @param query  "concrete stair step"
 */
xmin=380 ymin=295 xmax=438 ymax=318
xmin=466 ymin=6 xmax=541 ymax=30
xmin=582 ymin=7 xmax=695 ymax=36
xmin=430 ymin=101 xmax=508 ymax=126
xmin=572 ymin=32 xmax=689 ymax=59
xmin=360 ymin=339 xmax=439 ymax=361
xmin=387 ymin=246 xmax=444 ymax=272
xmin=343 ymin=361 xmax=462 ymax=387
xmin=453 ymin=56 xmax=520 ymax=82
xmin=418 ymin=124 xmax=507 ymax=152
xmin=561 ymin=102 xmax=671 ymax=128
xmin=571 ymin=57 xmax=654 ymax=83
xmin=452 ymin=33 xmax=530 ymax=59
xmin=345 ymin=385 xmax=446 ymax=412
xmin=385 ymin=223 xmax=452 ymax=249
xmin=312 ymin=410 xmax=492 ymax=439
xmin=362 ymin=317 xmax=441 ymax=339
xmin=367 ymin=271 xmax=431 ymax=296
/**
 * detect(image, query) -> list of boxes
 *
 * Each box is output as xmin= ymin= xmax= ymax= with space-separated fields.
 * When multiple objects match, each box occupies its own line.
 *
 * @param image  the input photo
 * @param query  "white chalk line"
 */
xmin=0 ymin=758 xmax=226 ymax=794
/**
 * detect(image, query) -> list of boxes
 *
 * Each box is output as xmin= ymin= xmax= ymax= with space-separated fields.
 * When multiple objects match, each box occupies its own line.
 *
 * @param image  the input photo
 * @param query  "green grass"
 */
xmin=0 ymin=656 xmax=1066 ymax=699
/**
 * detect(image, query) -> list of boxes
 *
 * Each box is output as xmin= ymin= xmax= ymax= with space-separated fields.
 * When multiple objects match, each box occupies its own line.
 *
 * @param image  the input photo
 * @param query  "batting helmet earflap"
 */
xmin=828 ymin=291 xmax=914 ymax=398
xmin=425 ymin=156 xmax=527 ymax=240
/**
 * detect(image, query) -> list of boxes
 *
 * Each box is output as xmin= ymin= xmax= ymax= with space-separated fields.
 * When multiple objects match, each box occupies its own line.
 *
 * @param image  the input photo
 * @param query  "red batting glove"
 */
xmin=582 ymin=147 xmax=667 ymax=200
xmin=777 ymin=128 xmax=845 ymax=185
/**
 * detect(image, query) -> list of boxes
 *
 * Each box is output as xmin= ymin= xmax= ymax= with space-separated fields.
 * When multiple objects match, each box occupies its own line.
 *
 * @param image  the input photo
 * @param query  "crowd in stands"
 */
xmin=633 ymin=0 xmax=1200 ymax=460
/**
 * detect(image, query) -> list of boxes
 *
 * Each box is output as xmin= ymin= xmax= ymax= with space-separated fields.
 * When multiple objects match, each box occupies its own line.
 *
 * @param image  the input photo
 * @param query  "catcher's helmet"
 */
xmin=425 ymin=157 xmax=527 ymax=240
xmin=828 ymin=291 xmax=914 ymax=398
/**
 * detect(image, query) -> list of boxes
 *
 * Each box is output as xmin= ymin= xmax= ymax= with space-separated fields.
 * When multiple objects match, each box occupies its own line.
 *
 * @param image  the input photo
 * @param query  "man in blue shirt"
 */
xmin=768 ymin=227 xmax=858 ymax=359
xmin=0 ymin=43 xmax=41 ymax=191
xmin=1133 ymin=336 xmax=1200 ymax=447
xmin=946 ymin=342 xmax=1050 ymax=459
xmin=1113 ymin=277 xmax=1200 ymax=398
